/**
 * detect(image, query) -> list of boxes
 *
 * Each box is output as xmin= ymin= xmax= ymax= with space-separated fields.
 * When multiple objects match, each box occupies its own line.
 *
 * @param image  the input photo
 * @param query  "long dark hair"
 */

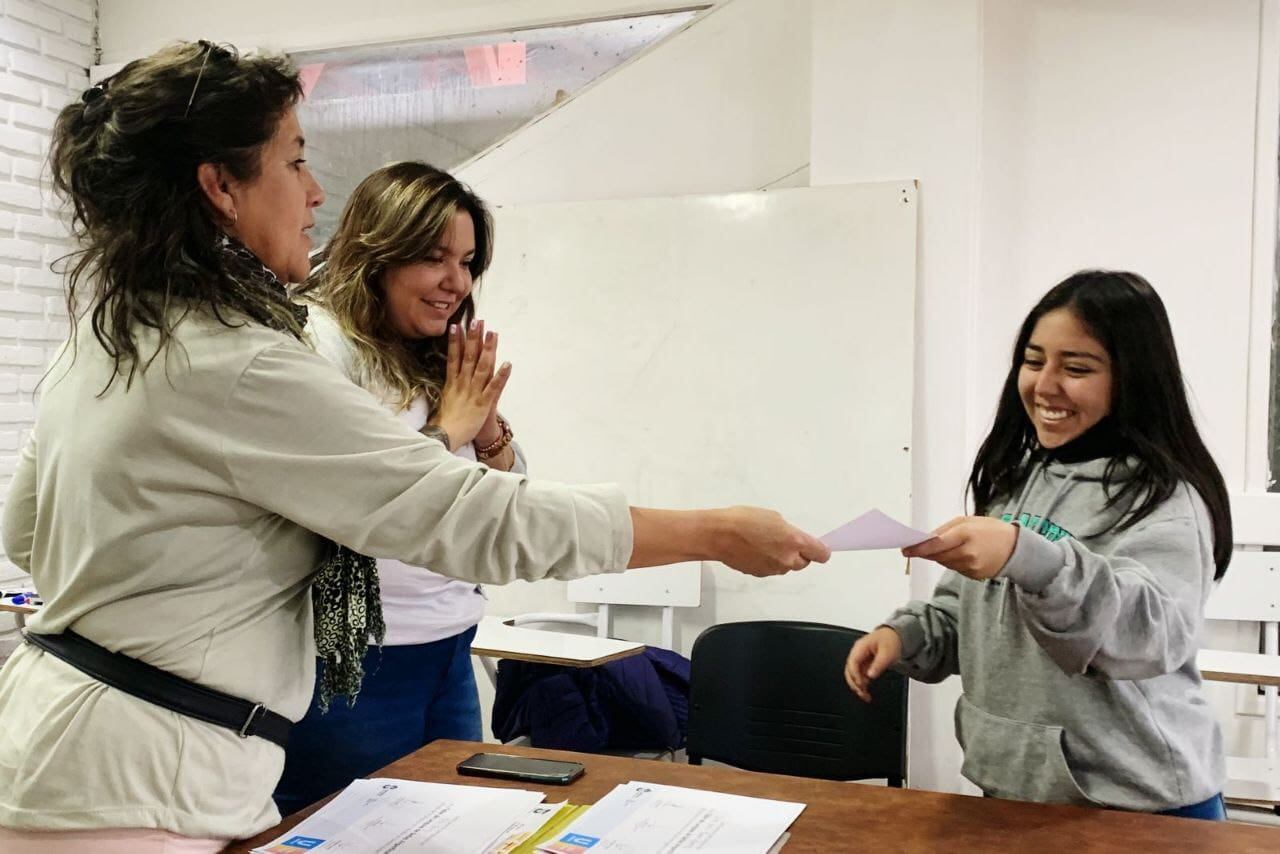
xmin=49 ymin=41 xmax=304 ymax=387
xmin=298 ymin=161 xmax=493 ymax=411
xmin=968 ymin=270 xmax=1232 ymax=579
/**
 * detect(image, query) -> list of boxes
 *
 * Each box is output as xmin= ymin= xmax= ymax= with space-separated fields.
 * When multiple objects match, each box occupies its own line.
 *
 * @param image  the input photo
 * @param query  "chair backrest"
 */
xmin=567 ymin=562 xmax=702 ymax=608
xmin=566 ymin=561 xmax=702 ymax=649
xmin=1207 ymin=549 xmax=1279 ymax=623
xmin=686 ymin=620 xmax=906 ymax=784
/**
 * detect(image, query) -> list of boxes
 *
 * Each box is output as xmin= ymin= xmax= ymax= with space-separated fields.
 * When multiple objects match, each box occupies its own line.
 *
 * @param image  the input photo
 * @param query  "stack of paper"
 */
xmin=535 ymin=781 xmax=804 ymax=853
xmin=252 ymin=778 xmax=550 ymax=854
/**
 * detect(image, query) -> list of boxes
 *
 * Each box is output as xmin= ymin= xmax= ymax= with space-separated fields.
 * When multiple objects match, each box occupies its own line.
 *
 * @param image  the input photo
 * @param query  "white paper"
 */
xmin=537 ymin=781 xmax=803 ymax=854
xmin=819 ymin=509 xmax=931 ymax=551
xmin=252 ymin=778 xmax=546 ymax=854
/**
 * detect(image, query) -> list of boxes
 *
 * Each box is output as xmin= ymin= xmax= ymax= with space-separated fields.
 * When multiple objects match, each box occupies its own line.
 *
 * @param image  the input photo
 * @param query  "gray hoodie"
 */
xmin=885 ymin=456 xmax=1225 ymax=811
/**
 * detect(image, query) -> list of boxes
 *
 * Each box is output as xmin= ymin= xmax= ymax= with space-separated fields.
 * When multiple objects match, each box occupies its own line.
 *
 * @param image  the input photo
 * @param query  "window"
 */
xmin=293 ymin=11 xmax=701 ymax=242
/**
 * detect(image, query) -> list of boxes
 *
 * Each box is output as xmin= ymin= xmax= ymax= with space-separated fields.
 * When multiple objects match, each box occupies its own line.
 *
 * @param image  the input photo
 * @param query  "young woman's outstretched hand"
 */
xmin=902 ymin=516 xmax=1018 ymax=580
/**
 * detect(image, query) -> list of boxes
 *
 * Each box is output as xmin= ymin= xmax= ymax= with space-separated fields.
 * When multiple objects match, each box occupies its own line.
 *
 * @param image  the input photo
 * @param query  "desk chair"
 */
xmin=1201 ymin=548 xmax=1279 ymax=808
xmin=472 ymin=562 xmax=700 ymax=687
xmin=687 ymin=620 xmax=907 ymax=786
xmin=478 ymin=563 xmax=701 ymax=686
xmin=480 ymin=564 xmax=702 ymax=758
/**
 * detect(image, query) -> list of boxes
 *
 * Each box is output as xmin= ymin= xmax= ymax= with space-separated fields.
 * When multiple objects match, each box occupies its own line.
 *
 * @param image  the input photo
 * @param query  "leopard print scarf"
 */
xmin=309 ymin=544 xmax=385 ymax=712
xmin=217 ymin=234 xmax=385 ymax=712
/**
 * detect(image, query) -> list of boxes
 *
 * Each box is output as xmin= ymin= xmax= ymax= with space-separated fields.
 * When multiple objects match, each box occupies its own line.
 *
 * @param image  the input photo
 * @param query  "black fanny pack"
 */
xmin=24 ymin=629 xmax=291 ymax=748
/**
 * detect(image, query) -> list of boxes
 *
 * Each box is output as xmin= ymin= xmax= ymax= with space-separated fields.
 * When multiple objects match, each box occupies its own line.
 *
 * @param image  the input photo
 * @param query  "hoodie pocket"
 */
xmin=955 ymin=695 xmax=1101 ymax=806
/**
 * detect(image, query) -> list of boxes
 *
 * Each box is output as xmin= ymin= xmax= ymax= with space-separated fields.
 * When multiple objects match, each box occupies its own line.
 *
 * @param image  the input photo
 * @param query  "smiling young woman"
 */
xmin=847 ymin=270 xmax=1233 ymax=823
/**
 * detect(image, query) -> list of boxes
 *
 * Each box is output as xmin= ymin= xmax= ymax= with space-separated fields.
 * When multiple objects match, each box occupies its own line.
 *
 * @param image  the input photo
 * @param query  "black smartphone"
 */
xmin=456 ymin=752 xmax=585 ymax=785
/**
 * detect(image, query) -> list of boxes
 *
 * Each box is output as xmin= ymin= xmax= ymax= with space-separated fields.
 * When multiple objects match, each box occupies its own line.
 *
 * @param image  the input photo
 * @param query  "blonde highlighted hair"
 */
xmin=301 ymin=161 xmax=493 ymax=410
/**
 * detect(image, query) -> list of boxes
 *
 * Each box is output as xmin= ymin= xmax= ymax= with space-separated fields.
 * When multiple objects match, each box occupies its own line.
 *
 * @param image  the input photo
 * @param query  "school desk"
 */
xmin=227 ymin=739 xmax=1280 ymax=853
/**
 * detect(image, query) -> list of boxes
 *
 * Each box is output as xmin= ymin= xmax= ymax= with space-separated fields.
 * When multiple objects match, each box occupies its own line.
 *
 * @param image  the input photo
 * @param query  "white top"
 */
xmin=0 ymin=309 xmax=631 ymax=840
xmin=305 ymin=306 xmax=526 ymax=646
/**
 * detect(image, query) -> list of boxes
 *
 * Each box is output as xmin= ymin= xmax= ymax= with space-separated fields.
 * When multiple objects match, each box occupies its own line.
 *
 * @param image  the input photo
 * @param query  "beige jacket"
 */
xmin=0 ymin=311 xmax=631 ymax=840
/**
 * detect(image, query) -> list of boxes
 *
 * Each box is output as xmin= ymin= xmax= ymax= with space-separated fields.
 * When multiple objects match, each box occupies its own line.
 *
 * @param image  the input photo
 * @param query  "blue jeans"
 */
xmin=1158 ymin=793 xmax=1226 ymax=821
xmin=984 ymin=792 xmax=1226 ymax=822
xmin=273 ymin=626 xmax=482 ymax=816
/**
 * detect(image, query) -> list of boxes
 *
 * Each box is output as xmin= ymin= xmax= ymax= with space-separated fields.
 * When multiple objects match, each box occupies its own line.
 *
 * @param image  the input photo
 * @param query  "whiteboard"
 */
xmin=478 ymin=182 xmax=917 ymax=642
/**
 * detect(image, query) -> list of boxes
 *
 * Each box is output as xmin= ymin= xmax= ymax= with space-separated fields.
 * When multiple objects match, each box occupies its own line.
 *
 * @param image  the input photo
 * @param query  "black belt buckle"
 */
xmin=238 ymin=702 xmax=265 ymax=738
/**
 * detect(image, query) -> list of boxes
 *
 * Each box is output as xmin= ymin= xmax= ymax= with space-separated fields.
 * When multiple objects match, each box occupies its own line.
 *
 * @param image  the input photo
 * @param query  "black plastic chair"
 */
xmin=686 ymin=620 xmax=906 ymax=786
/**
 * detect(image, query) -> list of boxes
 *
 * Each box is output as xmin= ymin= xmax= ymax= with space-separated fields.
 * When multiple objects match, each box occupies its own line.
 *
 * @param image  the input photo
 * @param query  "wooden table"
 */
xmin=228 ymin=740 xmax=1280 ymax=853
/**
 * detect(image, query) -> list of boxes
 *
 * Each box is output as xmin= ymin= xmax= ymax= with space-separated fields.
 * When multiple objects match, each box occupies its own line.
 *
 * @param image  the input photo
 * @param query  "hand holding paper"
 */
xmin=900 ymin=515 xmax=1016 ymax=579
xmin=820 ymin=509 xmax=931 ymax=552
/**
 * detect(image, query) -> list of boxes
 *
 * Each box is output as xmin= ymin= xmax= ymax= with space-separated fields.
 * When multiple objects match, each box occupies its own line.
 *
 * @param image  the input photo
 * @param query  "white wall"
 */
xmin=83 ymin=0 xmax=1280 ymax=793
xmin=809 ymin=0 xmax=984 ymax=795
xmin=974 ymin=0 xmax=1260 ymax=490
xmin=0 ymin=0 xmax=93 ymax=658
xmin=97 ymin=0 xmax=723 ymax=63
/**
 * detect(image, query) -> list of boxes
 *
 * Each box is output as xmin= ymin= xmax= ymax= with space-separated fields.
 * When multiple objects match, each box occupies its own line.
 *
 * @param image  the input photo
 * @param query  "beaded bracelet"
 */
xmin=476 ymin=415 xmax=513 ymax=459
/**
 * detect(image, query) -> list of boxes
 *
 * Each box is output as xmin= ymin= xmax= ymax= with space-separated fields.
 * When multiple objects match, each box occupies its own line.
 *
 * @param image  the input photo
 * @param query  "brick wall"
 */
xmin=0 ymin=0 xmax=96 ymax=652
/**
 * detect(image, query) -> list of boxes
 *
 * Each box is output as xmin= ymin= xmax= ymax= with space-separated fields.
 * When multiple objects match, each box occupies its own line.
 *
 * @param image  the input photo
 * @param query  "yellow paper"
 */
xmin=507 ymin=804 xmax=589 ymax=854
